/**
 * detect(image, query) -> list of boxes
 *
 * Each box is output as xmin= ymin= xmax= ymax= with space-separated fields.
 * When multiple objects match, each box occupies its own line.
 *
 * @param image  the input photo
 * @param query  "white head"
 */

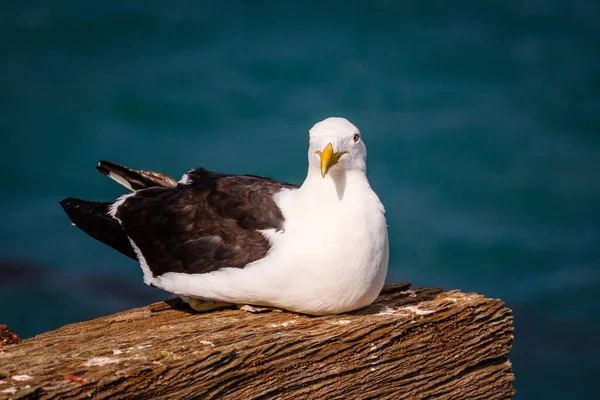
xmin=308 ymin=117 xmax=367 ymax=178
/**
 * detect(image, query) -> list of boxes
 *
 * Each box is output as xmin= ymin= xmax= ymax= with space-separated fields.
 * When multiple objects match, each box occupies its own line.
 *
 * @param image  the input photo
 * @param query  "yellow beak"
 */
xmin=316 ymin=143 xmax=347 ymax=178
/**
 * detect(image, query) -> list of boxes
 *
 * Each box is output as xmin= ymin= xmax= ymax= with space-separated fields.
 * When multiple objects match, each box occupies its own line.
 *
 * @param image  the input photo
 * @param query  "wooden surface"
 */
xmin=0 ymin=326 xmax=20 ymax=347
xmin=0 ymin=284 xmax=515 ymax=399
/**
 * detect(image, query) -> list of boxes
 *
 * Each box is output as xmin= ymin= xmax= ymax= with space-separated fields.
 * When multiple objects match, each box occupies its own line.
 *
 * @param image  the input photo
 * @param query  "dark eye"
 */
xmin=353 ymin=133 xmax=360 ymax=143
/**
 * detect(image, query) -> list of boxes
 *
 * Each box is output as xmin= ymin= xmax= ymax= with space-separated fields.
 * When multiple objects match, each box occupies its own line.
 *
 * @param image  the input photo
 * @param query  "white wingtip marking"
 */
xmin=128 ymin=238 xmax=154 ymax=285
xmin=108 ymin=171 xmax=134 ymax=191
xmin=178 ymin=173 xmax=191 ymax=185
xmin=107 ymin=192 xmax=153 ymax=284
xmin=108 ymin=193 xmax=134 ymax=221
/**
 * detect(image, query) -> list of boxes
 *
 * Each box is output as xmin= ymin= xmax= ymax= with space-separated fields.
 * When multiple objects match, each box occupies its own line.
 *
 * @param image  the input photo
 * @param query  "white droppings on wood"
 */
xmin=369 ymin=343 xmax=379 ymax=359
xmin=269 ymin=320 xmax=297 ymax=328
xmin=370 ymin=367 xmax=377 ymax=372
xmin=199 ymin=340 xmax=215 ymax=347
xmin=376 ymin=304 xmax=434 ymax=317
xmin=12 ymin=374 xmax=33 ymax=381
xmin=445 ymin=291 xmax=469 ymax=302
xmin=402 ymin=305 xmax=434 ymax=316
xmin=137 ymin=344 xmax=151 ymax=349
xmin=83 ymin=357 xmax=121 ymax=367
xmin=1 ymin=387 xmax=17 ymax=394
xmin=113 ymin=349 xmax=123 ymax=355
xmin=400 ymin=290 xmax=417 ymax=298
xmin=0 ymin=380 xmax=4 ymax=385
xmin=376 ymin=306 xmax=395 ymax=315
xmin=329 ymin=319 xmax=352 ymax=325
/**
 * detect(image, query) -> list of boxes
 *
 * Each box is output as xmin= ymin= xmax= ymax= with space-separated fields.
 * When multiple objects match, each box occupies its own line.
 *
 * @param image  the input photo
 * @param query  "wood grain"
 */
xmin=0 ymin=284 xmax=514 ymax=399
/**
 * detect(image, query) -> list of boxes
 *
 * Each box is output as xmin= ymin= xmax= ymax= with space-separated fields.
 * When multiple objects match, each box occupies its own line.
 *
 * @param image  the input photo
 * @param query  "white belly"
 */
xmin=154 ymin=173 xmax=389 ymax=315
xmin=259 ymin=185 xmax=389 ymax=314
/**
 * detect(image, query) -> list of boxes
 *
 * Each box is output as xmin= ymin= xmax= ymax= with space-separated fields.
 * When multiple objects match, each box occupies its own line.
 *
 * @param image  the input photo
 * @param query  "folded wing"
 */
xmin=110 ymin=169 xmax=298 ymax=279
xmin=96 ymin=160 xmax=178 ymax=191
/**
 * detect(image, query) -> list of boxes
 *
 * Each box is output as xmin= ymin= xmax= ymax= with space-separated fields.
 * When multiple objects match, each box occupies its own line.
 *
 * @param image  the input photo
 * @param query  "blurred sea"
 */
xmin=1 ymin=1 xmax=598 ymax=398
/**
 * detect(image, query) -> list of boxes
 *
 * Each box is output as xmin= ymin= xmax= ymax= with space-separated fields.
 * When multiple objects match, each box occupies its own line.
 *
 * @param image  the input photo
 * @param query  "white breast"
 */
xmin=261 ymin=170 xmax=389 ymax=314
xmin=155 ymin=170 xmax=389 ymax=315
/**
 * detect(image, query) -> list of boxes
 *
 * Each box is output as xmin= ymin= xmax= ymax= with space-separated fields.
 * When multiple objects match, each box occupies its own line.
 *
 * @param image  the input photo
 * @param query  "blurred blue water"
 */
xmin=1 ymin=1 xmax=598 ymax=398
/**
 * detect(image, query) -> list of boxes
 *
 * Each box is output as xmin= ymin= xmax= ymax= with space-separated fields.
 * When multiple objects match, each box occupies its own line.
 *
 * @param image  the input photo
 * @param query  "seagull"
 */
xmin=60 ymin=117 xmax=389 ymax=315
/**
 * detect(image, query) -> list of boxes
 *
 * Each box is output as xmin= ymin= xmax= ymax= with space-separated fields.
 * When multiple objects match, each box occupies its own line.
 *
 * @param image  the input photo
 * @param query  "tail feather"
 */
xmin=60 ymin=197 xmax=136 ymax=260
xmin=96 ymin=160 xmax=178 ymax=191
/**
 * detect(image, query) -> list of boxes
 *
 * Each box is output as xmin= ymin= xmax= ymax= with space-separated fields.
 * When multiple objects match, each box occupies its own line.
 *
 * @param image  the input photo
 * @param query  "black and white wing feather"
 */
xmin=61 ymin=163 xmax=299 ymax=283
xmin=61 ymin=161 xmax=180 ymax=261
xmin=113 ymin=169 xmax=298 ymax=278
xmin=96 ymin=160 xmax=178 ymax=191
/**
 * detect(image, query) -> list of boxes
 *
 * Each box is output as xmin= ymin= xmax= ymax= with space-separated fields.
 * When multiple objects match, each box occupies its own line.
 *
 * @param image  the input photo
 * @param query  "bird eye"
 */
xmin=353 ymin=133 xmax=360 ymax=143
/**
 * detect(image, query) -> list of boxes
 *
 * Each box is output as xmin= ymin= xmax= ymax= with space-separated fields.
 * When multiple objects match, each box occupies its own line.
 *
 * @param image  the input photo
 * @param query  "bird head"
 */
xmin=308 ymin=117 xmax=367 ymax=178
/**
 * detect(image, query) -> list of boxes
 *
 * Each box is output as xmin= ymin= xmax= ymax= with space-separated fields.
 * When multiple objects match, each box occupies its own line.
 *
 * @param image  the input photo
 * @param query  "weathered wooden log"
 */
xmin=0 ymin=326 xmax=21 ymax=347
xmin=0 ymin=284 xmax=514 ymax=399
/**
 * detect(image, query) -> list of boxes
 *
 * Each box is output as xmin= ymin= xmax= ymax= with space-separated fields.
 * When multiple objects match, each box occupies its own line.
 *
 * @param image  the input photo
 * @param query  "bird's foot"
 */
xmin=237 ymin=304 xmax=283 ymax=313
xmin=188 ymin=298 xmax=235 ymax=313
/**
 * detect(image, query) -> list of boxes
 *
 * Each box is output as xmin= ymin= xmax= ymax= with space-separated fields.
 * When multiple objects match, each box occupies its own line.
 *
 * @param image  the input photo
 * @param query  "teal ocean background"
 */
xmin=1 ymin=1 xmax=598 ymax=398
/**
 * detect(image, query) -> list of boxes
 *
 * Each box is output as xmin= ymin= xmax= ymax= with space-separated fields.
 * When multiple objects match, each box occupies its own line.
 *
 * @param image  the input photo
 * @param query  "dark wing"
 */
xmin=60 ymin=197 xmax=137 ymax=259
xmin=96 ymin=160 xmax=178 ymax=191
xmin=61 ymin=161 xmax=179 ymax=260
xmin=113 ymin=169 xmax=299 ymax=278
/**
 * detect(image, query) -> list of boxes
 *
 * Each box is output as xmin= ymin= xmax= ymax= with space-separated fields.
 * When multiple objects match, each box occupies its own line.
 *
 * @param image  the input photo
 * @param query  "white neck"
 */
xmin=300 ymin=168 xmax=372 ymax=203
